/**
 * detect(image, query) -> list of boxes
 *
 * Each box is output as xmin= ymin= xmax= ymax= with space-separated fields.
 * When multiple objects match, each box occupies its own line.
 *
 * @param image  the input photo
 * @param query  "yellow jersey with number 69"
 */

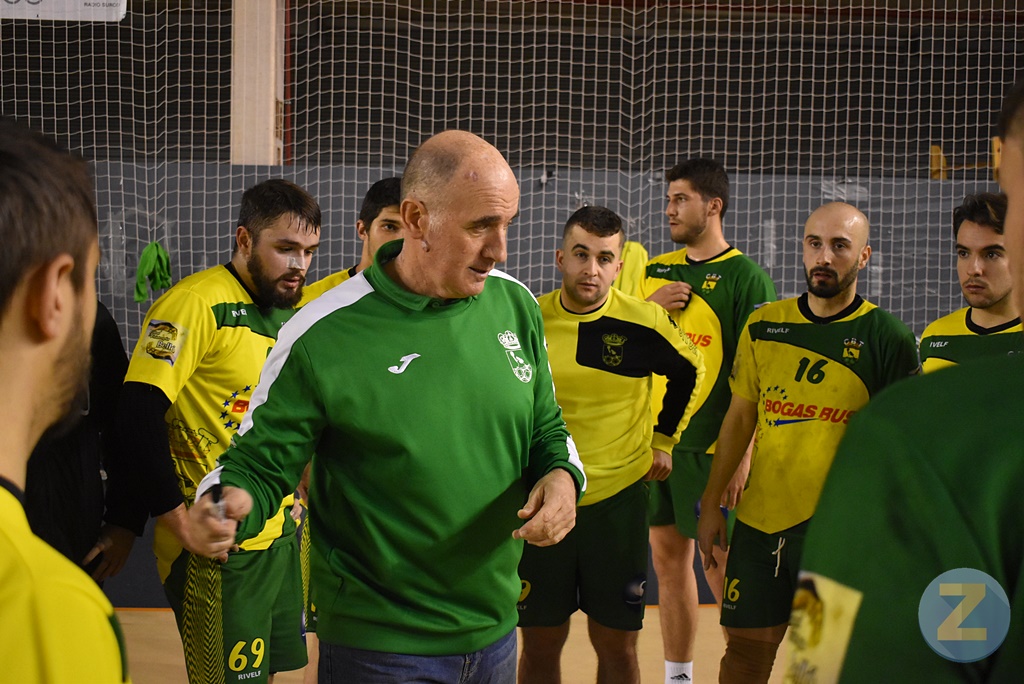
xmin=731 ymin=294 xmax=918 ymax=534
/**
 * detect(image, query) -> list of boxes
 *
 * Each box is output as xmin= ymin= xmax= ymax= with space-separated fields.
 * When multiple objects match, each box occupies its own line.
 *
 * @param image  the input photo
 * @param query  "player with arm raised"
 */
xmin=641 ymin=158 xmax=777 ymax=684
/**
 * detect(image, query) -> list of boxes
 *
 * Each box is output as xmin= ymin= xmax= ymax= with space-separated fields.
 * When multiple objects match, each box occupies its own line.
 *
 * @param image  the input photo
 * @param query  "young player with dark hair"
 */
xmin=300 ymin=176 xmax=402 ymax=304
xmin=919 ymin=192 xmax=1021 ymax=372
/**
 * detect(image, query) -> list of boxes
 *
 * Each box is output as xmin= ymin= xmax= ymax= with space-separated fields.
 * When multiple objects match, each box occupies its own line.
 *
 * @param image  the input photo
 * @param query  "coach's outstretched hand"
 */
xmin=187 ymin=486 xmax=252 ymax=562
xmin=513 ymin=468 xmax=577 ymax=547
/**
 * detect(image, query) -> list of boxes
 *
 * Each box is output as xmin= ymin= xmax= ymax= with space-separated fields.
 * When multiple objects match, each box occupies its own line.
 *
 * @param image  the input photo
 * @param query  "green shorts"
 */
xmin=648 ymin=449 xmax=736 ymax=542
xmin=164 ymin=534 xmax=307 ymax=682
xmin=719 ymin=519 xmax=809 ymax=629
xmin=517 ymin=479 xmax=649 ymax=631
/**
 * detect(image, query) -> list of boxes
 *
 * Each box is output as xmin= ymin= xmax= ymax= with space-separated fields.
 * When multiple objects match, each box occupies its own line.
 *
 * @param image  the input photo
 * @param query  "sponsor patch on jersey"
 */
xmin=601 ymin=333 xmax=626 ymax=367
xmin=786 ymin=571 xmax=863 ymax=683
xmin=701 ymin=273 xmax=722 ymax=295
xmin=499 ymin=330 xmax=533 ymax=383
xmin=143 ymin=319 xmax=185 ymax=366
xmin=231 ymin=399 xmax=249 ymax=414
xmin=761 ymin=387 xmax=856 ymax=426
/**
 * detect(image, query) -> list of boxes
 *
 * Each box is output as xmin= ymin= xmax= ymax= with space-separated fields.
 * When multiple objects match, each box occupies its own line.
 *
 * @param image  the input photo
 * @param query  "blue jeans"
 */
xmin=318 ymin=630 xmax=517 ymax=684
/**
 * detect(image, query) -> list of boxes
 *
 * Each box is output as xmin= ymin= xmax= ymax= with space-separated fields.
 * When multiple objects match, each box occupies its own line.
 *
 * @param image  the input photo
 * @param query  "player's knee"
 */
xmin=589 ymin=627 xmax=638 ymax=662
xmin=520 ymin=624 xmax=570 ymax=660
xmin=718 ymin=634 xmax=779 ymax=684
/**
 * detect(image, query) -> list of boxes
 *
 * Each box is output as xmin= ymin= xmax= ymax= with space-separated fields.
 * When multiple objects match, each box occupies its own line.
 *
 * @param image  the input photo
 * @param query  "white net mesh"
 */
xmin=2 ymin=1 xmax=1022 ymax=345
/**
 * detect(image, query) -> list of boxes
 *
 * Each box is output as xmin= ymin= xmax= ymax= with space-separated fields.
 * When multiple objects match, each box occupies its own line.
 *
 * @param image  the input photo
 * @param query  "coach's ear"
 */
xmin=401 ymin=197 xmax=427 ymax=241
xmin=26 ymin=253 xmax=77 ymax=342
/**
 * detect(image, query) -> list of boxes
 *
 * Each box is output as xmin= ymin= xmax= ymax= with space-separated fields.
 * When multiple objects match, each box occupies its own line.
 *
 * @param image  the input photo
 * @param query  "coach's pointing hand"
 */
xmin=187 ymin=486 xmax=252 ymax=562
xmin=513 ymin=468 xmax=577 ymax=546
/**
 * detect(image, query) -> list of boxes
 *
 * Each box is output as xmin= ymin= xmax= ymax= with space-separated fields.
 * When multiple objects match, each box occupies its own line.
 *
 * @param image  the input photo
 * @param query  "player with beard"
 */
xmin=919 ymin=192 xmax=1022 ymax=372
xmin=0 ymin=119 xmax=130 ymax=681
xmin=105 ymin=179 xmax=321 ymax=683
xmin=641 ymin=158 xmax=776 ymax=684
xmin=695 ymin=202 xmax=919 ymax=683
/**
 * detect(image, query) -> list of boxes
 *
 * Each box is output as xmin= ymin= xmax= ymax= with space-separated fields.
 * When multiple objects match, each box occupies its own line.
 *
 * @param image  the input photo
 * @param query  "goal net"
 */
xmin=2 ymin=1 xmax=1021 ymax=344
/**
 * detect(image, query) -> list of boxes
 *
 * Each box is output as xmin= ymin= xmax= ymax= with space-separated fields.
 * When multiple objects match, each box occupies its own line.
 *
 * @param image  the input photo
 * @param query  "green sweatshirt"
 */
xmin=217 ymin=240 xmax=585 ymax=655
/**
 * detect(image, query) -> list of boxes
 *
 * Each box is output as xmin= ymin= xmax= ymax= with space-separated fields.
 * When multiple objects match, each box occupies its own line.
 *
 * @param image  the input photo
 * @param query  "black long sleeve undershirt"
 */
xmin=103 ymin=381 xmax=182 ymax=535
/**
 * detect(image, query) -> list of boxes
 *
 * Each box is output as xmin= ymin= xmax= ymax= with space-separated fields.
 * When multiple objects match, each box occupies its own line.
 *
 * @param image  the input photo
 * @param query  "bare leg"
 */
xmin=302 ymin=632 xmax=319 ymax=684
xmin=518 ymin=622 xmax=571 ymax=684
xmin=587 ymin=617 xmax=640 ymax=684
xmin=650 ymin=524 xmax=700 ymax=663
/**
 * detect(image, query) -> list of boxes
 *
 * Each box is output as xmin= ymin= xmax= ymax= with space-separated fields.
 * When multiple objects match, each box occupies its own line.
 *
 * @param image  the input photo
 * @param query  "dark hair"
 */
xmin=563 ymin=205 xmax=624 ymax=242
xmin=236 ymin=179 xmax=321 ymax=250
xmin=358 ymin=177 xmax=402 ymax=225
xmin=953 ymin=192 xmax=1007 ymax=238
xmin=665 ymin=158 xmax=730 ymax=219
xmin=998 ymin=78 xmax=1024 ymax=143
xmin=0 ymin=118 xmax=97 ymax=318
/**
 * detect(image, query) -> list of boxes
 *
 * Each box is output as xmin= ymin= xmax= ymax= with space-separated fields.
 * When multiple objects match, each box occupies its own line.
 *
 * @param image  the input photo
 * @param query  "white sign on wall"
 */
xmin=0 ymin=0 xmax=127 ymax=22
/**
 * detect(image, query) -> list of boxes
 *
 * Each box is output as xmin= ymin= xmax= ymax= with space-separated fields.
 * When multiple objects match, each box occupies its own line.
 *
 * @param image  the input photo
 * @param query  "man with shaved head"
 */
xmin=696 ymin=202 xmax=919 ymax=682
xmin=187 ymin=130 xmax=584 ymax=683
xmin=783 ymin=79 xmax=1024 ymax=681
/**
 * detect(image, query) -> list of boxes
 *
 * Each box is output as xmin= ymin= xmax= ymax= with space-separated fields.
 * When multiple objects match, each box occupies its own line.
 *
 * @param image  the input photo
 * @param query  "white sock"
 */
xmin=666 ymin=660 xmax=693 ymax=682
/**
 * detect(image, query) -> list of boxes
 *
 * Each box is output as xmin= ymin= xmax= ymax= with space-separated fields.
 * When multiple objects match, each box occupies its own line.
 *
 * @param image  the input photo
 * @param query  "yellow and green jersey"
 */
xmin=919 ymin=306 xmax=1022 ymax=373
xmin=640 ymin=247 xmax=777 ymax=455
xmin=612 ymin=241 xmax=649 ymax=299
xmin=731 ymin=294 xmax=919 ymax=534
xmin=299 ymin=265 xmax=357 ymax=307
xmin=539 ymin=287 xmax=704 ymax=505
xmin=125 ymin=265 xmax=296 ymax=581
xmin=1 ymin=482 xmax=130 ymax=683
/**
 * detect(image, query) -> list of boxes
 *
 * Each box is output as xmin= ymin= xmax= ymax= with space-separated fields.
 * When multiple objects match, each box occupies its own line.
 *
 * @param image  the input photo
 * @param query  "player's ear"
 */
xmin=706 ymin=196 xmax=723 ymax=218
xmin=235 ymin=225 xmax=254 ymax=258
xmin=26 ymin=253 xmax=77 ymax=341
xmin=858 ymin=244 xmax=873 ymax=270
xmin=356 ymin=220 xmax=370 ymax=243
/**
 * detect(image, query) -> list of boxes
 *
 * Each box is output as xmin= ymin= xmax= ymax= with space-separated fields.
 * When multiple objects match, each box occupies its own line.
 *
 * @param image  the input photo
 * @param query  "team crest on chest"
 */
xmin=842 ymin=338 xmax=864 ymax=365
xmin=499 ymin=330 xmax=533 ymax=383
xmin=701 ymin=273 xmax=722 ymax=295
xmin=601 ymin=333 xmax=627 ymax=367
